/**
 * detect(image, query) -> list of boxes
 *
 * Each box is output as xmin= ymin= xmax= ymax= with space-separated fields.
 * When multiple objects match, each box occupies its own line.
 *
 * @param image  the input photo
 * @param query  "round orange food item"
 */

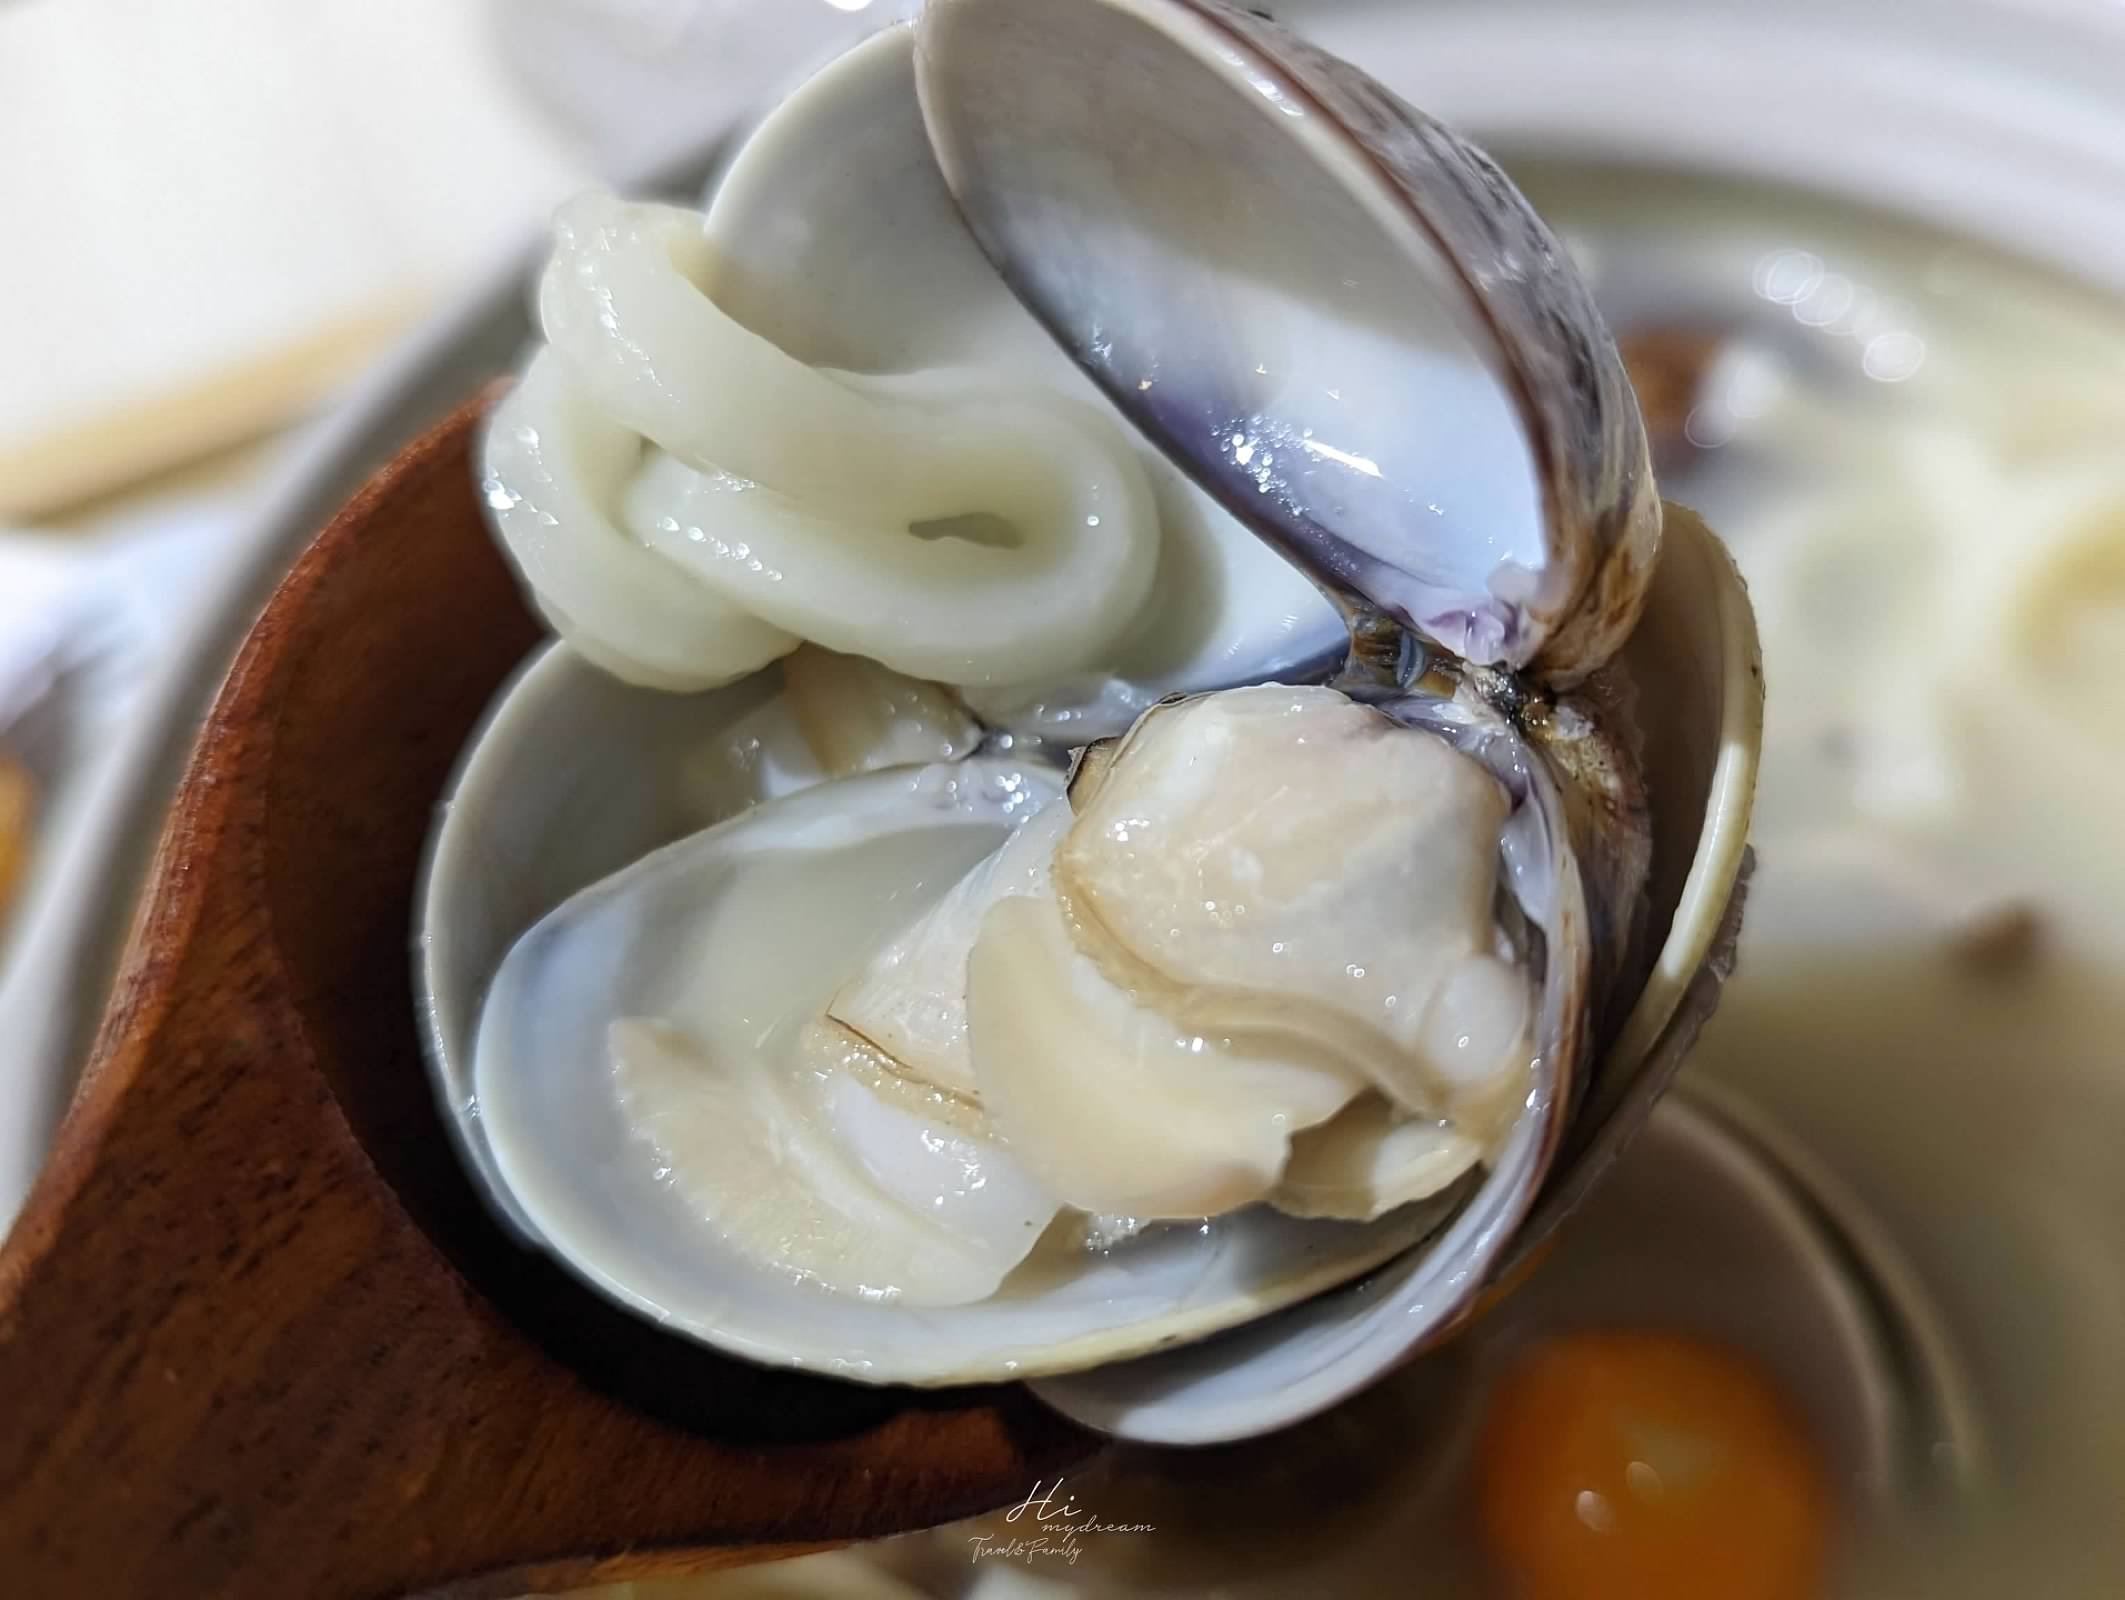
xmin=0 ymin=751 xmax=33 ymax=919
xmin=1474 ymin=1329 xmax=1832 ymax=1600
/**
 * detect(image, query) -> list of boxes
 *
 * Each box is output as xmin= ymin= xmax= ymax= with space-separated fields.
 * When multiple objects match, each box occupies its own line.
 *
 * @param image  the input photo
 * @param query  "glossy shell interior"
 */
xmin=916 ymin=0 xmax=1660 ymax=684
xmin=426 ymin=663 xmax=1476 ymax=1385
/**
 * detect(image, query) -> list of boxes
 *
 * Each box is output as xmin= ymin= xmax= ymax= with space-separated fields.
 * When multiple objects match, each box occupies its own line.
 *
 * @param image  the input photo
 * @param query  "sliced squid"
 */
xmin=482 ymin=351 xmax=798 ymax=692
xmin=485 ymin=193 xmax=1159 ymax=693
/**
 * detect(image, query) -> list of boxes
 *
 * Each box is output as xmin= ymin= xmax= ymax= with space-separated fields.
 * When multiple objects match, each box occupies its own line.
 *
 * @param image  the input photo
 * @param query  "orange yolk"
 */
xmin=1473 ymin=1330 xmax=1833 ymax=1600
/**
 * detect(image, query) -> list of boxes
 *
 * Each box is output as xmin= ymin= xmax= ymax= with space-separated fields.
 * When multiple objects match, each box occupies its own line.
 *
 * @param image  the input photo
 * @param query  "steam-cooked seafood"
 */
xmin=462 ymin=0 xmax=1756 ymax=1398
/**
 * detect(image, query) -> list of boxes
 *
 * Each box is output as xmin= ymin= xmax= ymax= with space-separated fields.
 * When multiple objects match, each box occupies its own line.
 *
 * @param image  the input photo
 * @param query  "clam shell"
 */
xmin=916 ymin=0 xmax=1659 ymax=683
xmin=1511 ymin=504 xmax=1764 ymax=1251
xmin=420 ymin=653 xmax=829 ymax=1236
xmin=1030 ymin=504 xmax=1760 ymax=1441
xmin=423 ymin=657 xmax=1591 ymax=1388
xmin=421 ymin=506 xmax=1754 ymax=1436
xmin=453 ymin=743 xmax=1487 ymax=1383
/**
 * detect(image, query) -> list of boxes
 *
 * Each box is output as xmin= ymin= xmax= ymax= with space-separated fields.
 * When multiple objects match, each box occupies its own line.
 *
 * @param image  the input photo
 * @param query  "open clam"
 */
xmin=424 ymin=0 xmax=1761 ymax=1444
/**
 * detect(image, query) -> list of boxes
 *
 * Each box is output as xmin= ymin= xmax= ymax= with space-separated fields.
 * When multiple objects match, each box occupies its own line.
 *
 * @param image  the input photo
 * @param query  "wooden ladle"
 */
xmin=0 ymin=392 xmax=1096 ymax=1599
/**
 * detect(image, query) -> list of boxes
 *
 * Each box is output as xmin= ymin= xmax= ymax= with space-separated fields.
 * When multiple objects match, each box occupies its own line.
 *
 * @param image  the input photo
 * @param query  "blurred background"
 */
xmin=2 ymin=1 xmax=2122 ymax=1596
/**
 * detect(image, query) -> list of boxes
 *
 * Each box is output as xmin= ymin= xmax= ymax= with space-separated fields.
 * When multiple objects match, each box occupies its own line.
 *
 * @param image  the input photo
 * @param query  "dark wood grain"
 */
xmin=0 ymin=393 xmax=1095 ymax=1598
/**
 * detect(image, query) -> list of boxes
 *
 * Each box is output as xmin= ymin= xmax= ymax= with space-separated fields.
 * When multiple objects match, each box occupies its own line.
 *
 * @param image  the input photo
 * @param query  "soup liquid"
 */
xmin=1520 ymin=164 xmax=2125 ymax=1598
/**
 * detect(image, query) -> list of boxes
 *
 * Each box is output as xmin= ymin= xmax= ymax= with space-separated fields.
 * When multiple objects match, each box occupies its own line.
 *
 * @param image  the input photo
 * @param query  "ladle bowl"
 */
xmin=0 ymin=393 xmax=1095 ymax=1599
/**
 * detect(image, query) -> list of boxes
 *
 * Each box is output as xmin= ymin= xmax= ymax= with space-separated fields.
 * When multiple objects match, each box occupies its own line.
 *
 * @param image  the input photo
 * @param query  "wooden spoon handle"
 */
xmin=0 ymin=395 xmax=1091 ymax=1598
